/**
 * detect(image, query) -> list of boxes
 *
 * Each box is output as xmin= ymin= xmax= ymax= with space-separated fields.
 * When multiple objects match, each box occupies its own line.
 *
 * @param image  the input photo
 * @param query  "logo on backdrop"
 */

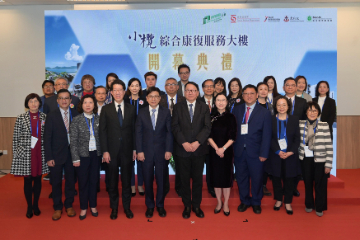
xmin=284 ymin=16 xmax=304 ymax=22
xmin=203 ymin=13 xmax=226 ymax=24
xmin=264 ymin=16 xmax=280 ymax=22
xmin=308 ymin=15 xmax=333 ymax=22
xmin=231 ymin=15 xmax=260 ymax=23
xmin=284 ymin=16 xmax=289 ymax=22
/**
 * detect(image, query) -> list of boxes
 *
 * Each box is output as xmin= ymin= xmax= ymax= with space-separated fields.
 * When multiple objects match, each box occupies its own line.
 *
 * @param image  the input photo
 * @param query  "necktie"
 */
xmin=117 ymin=105 xmax=123 ymax=127
xmin=245 ymin=107 xmax=250 ymax=123
xmin=189 ymin=104 xmax=194 ymax=123
xmin=151 ymin=109 xmax=156 ymax=130
xmin=170 ymin=98 xmax=174 ymax=116
xmin=207 ymin=100 xmax=211 ymax=113
xmin=64 ymin=111 xmax=69 ymax=132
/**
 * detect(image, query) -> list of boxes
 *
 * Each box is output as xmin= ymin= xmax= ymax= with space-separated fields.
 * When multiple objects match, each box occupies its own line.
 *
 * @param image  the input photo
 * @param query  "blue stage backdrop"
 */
xmin=45 ymin=8 xmax=337 ymax=175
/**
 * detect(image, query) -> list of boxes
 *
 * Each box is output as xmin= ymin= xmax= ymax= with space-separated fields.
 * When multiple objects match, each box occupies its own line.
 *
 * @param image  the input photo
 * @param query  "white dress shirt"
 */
xmin=186 ymin=100 xmax=196 ymax=114
xmin=318 ymin=96 xmax=326 ymax=110
xmin=149 ymin=105 xmax=159 ymax=128
xmin=97 ymin=102 xmax=105 ymax=116
xmin=167 ymin=94 xmax=178 ymax=108
xmin=114 ymin=100 xmax=125 ymax=118
xmin=203 ymin=96 xmax=213 ymax=108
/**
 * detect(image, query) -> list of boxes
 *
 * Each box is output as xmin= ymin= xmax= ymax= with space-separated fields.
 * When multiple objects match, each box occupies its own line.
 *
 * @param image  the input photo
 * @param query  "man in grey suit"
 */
xmin=172 ymin=82 xmax=211 ymax=219
xmin=177 ymin=64 xmax=191 ymax=97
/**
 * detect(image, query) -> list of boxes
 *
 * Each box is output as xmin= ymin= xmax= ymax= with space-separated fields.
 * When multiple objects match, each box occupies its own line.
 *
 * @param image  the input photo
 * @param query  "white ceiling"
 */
xmin=1 ymin=0 xmax=360 ymax=6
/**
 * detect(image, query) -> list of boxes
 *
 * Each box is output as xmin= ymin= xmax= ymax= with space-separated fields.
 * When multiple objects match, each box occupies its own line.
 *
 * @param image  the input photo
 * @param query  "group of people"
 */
xmin=11 ymin=64 xmax=335 ymax=221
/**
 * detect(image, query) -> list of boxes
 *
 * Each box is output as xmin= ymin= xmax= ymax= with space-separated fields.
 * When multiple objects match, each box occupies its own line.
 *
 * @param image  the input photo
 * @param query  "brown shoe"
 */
xmin=52 ymin=210 xmax=62 ymax=221
xmin=66 ymin=207 xmax=76 ymax=217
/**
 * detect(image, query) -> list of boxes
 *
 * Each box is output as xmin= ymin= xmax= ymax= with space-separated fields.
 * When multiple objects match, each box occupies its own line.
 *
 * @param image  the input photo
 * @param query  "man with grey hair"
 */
xmin=43 ymin=77 xmax=80 ymax=114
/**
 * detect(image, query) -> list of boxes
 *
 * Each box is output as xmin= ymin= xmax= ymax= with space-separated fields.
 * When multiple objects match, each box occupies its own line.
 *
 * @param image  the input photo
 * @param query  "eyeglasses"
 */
xmin=185 ymin=89 xmax=198 ymax=93
xmin=148 ymin=95 xmax=160 ymax=99
xmin=165 ymin=83 xmax=178 ymax=87
xmin=179 ymin=72 xmax=190 ymax=75
xmin=204 ymin=85 xmax=214 ymax=89
xmin=242 ymin=92 xmax=256 ymax=96
xmin=58 ymin=97 xmax=70 ymax=100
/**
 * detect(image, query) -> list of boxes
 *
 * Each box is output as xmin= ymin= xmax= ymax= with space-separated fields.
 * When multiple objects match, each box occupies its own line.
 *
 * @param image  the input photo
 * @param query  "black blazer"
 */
xmin=159 ymin=94 xmax=185 ymax=110
xmin=312 ymin=96 xmax=336 ymax=137
xmin=99 ymin=101 xmax=136 ymax=163
xmin=135 ymin=106 xmax=173 ymax=160
xmin=43 ymin=94 xmax=80 ymax=114
xmin=44 ymin=108 xmax=79 ymax=164
xmin=124 ymin=94 xmax=148 ymax=117
xmin=290 ymin=96 xmax=307 ymax=120
xmin=269 ymin=115 xmax=301 ymax=178
xmin=171 ymin=99 xmax=211 ymax=157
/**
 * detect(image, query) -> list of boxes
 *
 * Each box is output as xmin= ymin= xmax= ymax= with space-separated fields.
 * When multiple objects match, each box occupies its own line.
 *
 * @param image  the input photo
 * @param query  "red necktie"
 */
xmin=245 ymin=107 xmax=250 ymax=123
xmin=207 ymin=100 xmax=211 ymax=113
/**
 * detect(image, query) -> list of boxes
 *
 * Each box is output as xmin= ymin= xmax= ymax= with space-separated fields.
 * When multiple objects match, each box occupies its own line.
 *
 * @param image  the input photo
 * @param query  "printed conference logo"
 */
xmin=203 ymin=13 xmax=226 ymax=24
xmin=284 ymin=16 xmax=304 ymax=22
xmin=264 ymin=16 xmax=280 ymax=22
xmin=231 ymin=15 xmax=260 ymax=23
xmin=307 ymin=15 xmax=333 ymax=22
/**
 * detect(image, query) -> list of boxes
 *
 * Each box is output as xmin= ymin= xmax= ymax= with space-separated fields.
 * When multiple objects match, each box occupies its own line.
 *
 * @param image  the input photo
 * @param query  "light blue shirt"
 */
xmin=244 ymin=102 xmax=256 ymax=122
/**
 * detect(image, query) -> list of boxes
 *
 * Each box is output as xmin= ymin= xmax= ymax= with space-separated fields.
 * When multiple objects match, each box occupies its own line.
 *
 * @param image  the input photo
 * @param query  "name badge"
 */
xmin=278 ymin=138 xmax=287 ymax=150
xmin=241 ymin=124 xmax=248 ymax=135
xmin=67 ymin=133 xmax=70 ymax=145
xmin=304 ymin=146 xmax=314 ymax=157
xmin=31 ymin=136 xmax=38 ymax=149
xmin=89 ymin=135 xmax=96 ymax=150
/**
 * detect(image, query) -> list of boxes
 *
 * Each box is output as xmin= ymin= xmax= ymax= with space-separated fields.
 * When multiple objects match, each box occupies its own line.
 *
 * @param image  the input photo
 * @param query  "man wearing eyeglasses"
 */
xmin=135 ymin=87 xmax=173 ymax=218
xmin=177 ymin=64 xmax=191 ymax=97
xmin=283 ymin=77 xmax=307 ymax=197
xmin=233 ymin=84 xmax=272 ymax=214
xmin=172 ymin=82 xmax=211 ymax=219
xmin=44 ymin=89 xmax=79 ymax=220
xmin=160 ymin=78 xmax=186 ymax=198
xmin=43 ymin=77 xmax=80 ymax=114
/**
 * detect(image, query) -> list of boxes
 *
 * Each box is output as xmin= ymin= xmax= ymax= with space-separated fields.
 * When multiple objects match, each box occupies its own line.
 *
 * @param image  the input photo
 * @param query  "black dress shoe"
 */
xmin=192 ymin=207 xmax=204 ymax=218
xmin=237 ymin=203 xmax=250 ymax=212
xmin=139 ymin=191 xmax=145 ymax=196
xmin=157 ymin=207 xmax=167 ymax=217
xmin=273 ymin=202 xmax=283 ymax=211
xmin=214 ymin=202 xmax=223 ymax=214
xmin=293 ymin=190 xmax=300 ymax=197
xmin=223 ymin=210 xmax=230 ymax=216
xmin=26 ymin=208 xmax=33 ymax=219
xmin=33 ymin=207 xmax=41 ymax=216
xmin=124 ymin=209 xmax=134 ymax=219
xmin=145 ymin=208 xmax=154 ymax=218
xmin=252 ymin=205 xmax=262 ymax=214
xmin=48 ymin=192 xmax=52 ymax=198
xmin=110 ymin=209 xmax=118 ymax=220
xmin=79 ymin=213 xmax=87 ymax=220
xmin=285 ymin=205 xmax=293 ymax=215
xmin=91 ymin=210 xmax=98 ymax=217
xmin=132 ymin=192 xmax=136 ymax=197
xmin=182 ymin=207 xmax=191 ymax=219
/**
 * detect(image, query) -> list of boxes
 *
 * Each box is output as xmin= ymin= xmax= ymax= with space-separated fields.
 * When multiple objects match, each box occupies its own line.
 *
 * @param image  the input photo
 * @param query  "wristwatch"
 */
xmin=223 ymin=147 xmax=227 ymax=151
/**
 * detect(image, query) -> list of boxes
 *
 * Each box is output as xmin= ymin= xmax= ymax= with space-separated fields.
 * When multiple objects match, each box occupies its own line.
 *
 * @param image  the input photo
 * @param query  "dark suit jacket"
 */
xmin=269 ymin=115 xmax=301 ymax=178
xmin=233 ymin=103 xmax=272 ymax=159
xmin=177 ymin=80 xmax=186 ymax=97
xmin=99 ymin=101 xmax=136 ymax=164
xmin=44 ymin=108 xmax=79 ymax=164
xmin=135 ymin=106 xmax=173 ymax=160
xmin=43 ymin=94 xmax=80 ymax=114
xmin=124 ymin=94 xmax=149 ymax=116
xmin=290 ymin=95 xmax=307 ymax=120
xmin=312 ymin=96 xmax=336 ymax=136
xmin=159 ymin=94 xmax=185 ymax=110
xmin=171 ymin=100 xmax=211 ymax=157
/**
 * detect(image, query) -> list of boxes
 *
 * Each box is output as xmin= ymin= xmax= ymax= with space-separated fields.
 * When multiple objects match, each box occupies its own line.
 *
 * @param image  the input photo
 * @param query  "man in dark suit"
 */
xmin=283 ymin=77 xmax=307 ymax=197
xmin=172 ymin=82 xmax=211 ymax=219
xmin=142 ymin=71 xmax=165 ymax=97
xmin=160 ymin=77 xmax=185 ymax=197
xmin=199 ymin=79 xmax=216 ymax=198
xmin=43 ymin=77 xmax=80 ymax=114
xmin=99 ymin=79 xmax=137 ymax=220
xmin=136 ymin=87 xmax=173 ymax=218
xmin=177 ymin=64 xmax=191 ymax=97
xmin=44 ymin=89 xmax=79 ymax=221
xmin=233 ymin=84 xmax=272 ymax=214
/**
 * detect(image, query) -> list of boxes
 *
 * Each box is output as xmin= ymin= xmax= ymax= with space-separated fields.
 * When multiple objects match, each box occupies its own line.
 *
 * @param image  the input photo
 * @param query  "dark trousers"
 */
xmin=24 ymin=176 xmax=42 ymax=210
xmin=108 ymin=147 xmax=132 ymax=210
xmin=177 ymin=155 xmax=205 ymax=208
xmin=131 ymin=160 xmax=144 ymax=187
xmin=205 ymin=154 xmax=214 ymax=192
xmin=272 ymin=159 xmax=295 ymax=204
xmin=234 ymin=149 xmax=264 ymax=206
xmin=164 ymin=161 xmax=170 ymax=194
xmin=174 ymin=155 xmax=181 ymax=192
xmin=49 ymin=150 xmax=76 ymax=210
xmin=77 ymin=151 xmax=99 ymax=210
xmin=301 ymin=157 xmax=328 ymax=212
xmin=142 ymin=155 xmax=167 ymax=208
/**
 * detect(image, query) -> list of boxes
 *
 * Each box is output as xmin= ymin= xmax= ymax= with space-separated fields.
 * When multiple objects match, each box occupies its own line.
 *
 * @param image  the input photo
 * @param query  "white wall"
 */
xmin=0 ymin=3 xmax=359 ymax=116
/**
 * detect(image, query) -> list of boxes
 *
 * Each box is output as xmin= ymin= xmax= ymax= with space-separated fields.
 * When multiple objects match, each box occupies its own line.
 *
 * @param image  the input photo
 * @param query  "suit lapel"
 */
xmin=55 ymin=108 xmax=68 ymax=134
xmin=109 ymin=102 xmax=121 ymax=129
xmin=248 ymin=104 xmax=260 ymax=123
xmin=192 ymin=100 xmax=201 ymax=124
xmin=155 ymin=106 xmax=165 ymax=131
xmin=181 ymin=101 xmax=192 ymax=123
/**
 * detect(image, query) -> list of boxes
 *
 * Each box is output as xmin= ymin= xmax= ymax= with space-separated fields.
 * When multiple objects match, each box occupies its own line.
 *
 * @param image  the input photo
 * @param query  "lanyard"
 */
xmin=166 ymin=95 xmax=177 ymax=108
xmin=242 ymin=106 xmax=250 ymax=124
xmin=130 ymin=98 xmax=139 ymax=115
xmin=276 ymin=115 xmax=288 ymax=140
xmin=84 ymin=114 xmax=95 ymax=136
xmin=231 ymin=103 xmax=235 ymax=113
xmin=256 ymin=99 xmax=268 ymax=109
xmin=29 ymin=112 xmax=40 ymax=137
xmin=303 ymin=120 xmax=318 ymax=144
xmin=268 ymin=93 xmax=273 ymax=104
xmin=321 ymin=97 xmax=326 ymax=111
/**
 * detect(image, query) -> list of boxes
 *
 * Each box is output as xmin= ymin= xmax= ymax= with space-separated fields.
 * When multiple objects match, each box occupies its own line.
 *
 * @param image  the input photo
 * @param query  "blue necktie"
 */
xmin=117 ymin=104 xmax=123 ymax=127
xmin=189 ymin=103 xmax=194 ymax=123
xmin=151 ymin=109 xmax=156 ymax=130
